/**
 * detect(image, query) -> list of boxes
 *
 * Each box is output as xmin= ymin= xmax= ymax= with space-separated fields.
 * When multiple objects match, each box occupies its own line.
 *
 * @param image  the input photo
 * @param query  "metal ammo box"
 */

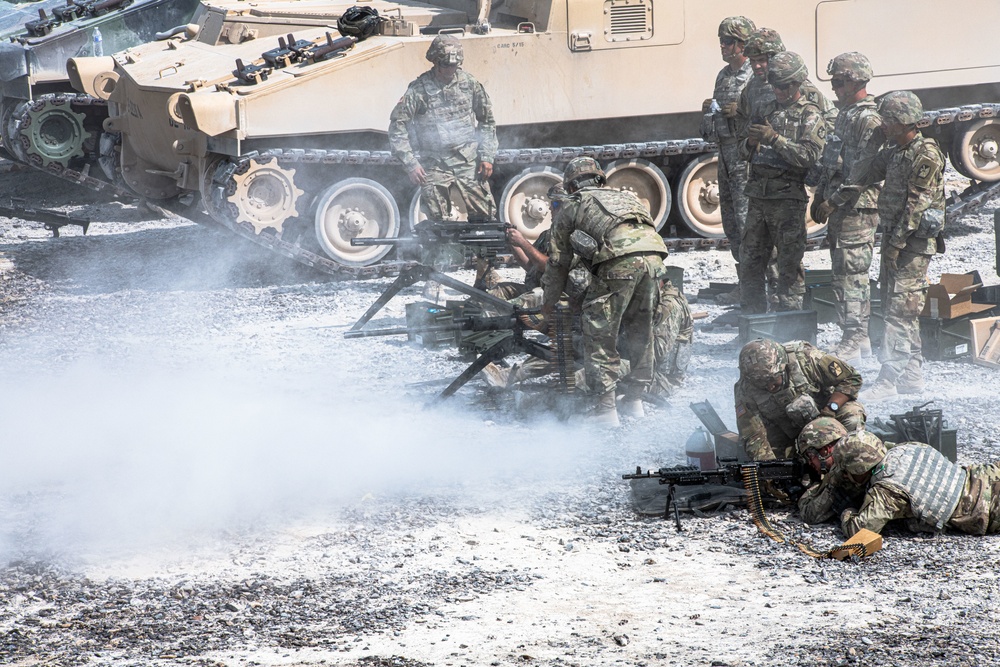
xmin=738 ymin=309 xmax=818 ymax=345
xmin=867 ymin=404 xmax=958 ymax=463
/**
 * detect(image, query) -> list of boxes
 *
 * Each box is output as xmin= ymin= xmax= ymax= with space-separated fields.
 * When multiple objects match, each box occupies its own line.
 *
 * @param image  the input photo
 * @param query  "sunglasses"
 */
xmin=831 ymin=78 xmax=848 ymax=88
xmin=720 ymin=37 xmax=738 ymax=46
xmin=772 ymin=81 xmax=798 ymax=91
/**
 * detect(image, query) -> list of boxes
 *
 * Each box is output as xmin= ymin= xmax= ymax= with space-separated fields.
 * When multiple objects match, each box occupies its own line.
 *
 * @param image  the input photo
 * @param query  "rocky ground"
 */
xmin=1 ymin=161 xmax=999 ymax=667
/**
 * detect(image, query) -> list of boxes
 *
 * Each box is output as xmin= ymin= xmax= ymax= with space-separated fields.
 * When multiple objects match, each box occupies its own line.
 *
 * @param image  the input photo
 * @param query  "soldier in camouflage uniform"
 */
xmin=811 ymin=53 xmax=883 ymax=360
xmin=700 ymin=16 xmax=755 ymax=278
xmin=648 ymin=280 xmax=693 ymax=397
xmin=796 ymin=417 xmax=884 ymax=524
xmin=389 ymin=34 xmax=498 ymax=221
xmin=734 ymin=338 xmax=865 ymax=461
xmin=738 ymin=52 xmax=827 ymax=313
xmin=839 ymin=439 xmax=1000 ymax=537
xmin=542 ymin=157 xmax=668 ymax=426
xmin=854 ymin=91 xmax=945 ymax=402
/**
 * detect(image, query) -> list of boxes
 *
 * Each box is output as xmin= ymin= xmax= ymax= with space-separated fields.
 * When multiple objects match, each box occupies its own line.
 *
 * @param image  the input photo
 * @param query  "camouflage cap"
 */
xmin=878 ymin=90 xmax=924 ymax=125
xmin=836 ymin=430 xmax=887 ymax=477
xmin=718 ymin=16 xmax=756 ymax=42
xmin=743 ymin=28 xmax=785 ymax=58
xmin=426 ymin=34 xmax=464 ymax=66
xmin=796 ymin=417 xmax=848 ymax=454
xmin=768 ymin=51 xmax=808 ymax=87
xmin=563 ymin=157 xmax=605 ymax=186
xmin=738 ymin=338 xmax=788 ymax=388
xmin=827 ymin=52 xmax=873 ymax=83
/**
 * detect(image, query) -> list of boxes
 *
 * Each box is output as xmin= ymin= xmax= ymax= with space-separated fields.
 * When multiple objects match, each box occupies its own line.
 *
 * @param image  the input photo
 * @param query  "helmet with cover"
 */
xmin=796 ymin=417 xmax=848 ymax=454
xmin=878 ymin=90 xmax=924 ymax=125
xmin=743 ymin=28 xmax=784 ymax=58
xmin=563 ymin=157 xmax=606 ymax=190
xmin=768 ymin=51 xmax=808 ymax=87
xmin=718 ymin=16 xmax=756 ymax=42
xmin=837 ymin=431 xmax=888 ymax=477
xmin=426 ymin=34 xmax=464 ymax=66
xmin=738 ymin=338 xmax=788 ymax=389
xmin=826 ymin=51 xmax=873 ymax=83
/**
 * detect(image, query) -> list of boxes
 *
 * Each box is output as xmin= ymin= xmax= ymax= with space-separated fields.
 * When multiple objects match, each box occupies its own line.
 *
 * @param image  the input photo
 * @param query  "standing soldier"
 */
xmin=739 ymin=52 xmax=827 ymax=313
xmin=856 ymin=91 xmax=945 ymax=402
xmin=812 ymin=53 xmax=884 ymax=360
xmin=701 ymin=16 xmax=755 ymax=303
xmin=734 ymin=338 xmax=866 ymax=462
xmin=388 ymin=34 xmax=498 ymax=221
xmin=541 ymin=158 xmax=668 ymax=426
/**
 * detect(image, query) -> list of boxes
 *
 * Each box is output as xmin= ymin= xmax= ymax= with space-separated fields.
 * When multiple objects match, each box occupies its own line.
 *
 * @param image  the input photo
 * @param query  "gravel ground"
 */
xmin=1 ymin=160 xmax=1000 ymax=667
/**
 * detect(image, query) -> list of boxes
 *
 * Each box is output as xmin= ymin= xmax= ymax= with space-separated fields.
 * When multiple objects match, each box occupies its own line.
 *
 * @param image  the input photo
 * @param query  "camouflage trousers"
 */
xmin=420 ymin=162 xmax=496 ymax=221
xmin=828 ymin=208 xmax=878 ymax=341
xmin=878 ymin=249 xmax=930 ymax=384
xmin=740 ymin=197 xmax=806 ymax=313
xmin=583 ymin=253 xmax=665 ymax=397
xmin=649 ymin=281 xmax=693 ymax=397
xmin=949 ymin=463 xmax=1000 ymax=535
xmin=718 ymin=143 xmax=749 ymax=262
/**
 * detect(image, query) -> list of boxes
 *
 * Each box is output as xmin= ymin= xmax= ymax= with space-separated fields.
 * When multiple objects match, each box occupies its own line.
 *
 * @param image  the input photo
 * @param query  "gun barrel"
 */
xmin=344 ymin=323 xmax=462 ymax=339
xmin=350 ymin=237 xmax=417 ymax=247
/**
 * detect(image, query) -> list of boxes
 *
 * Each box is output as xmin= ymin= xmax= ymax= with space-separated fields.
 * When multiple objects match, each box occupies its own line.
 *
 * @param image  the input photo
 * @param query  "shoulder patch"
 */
xmin=827 ymin=360 xmax=844 ymax=377
xmin=736 ymin=404 xmax=747 ymax=417
xmin=911 ymin=152 xmax=940 ymax=188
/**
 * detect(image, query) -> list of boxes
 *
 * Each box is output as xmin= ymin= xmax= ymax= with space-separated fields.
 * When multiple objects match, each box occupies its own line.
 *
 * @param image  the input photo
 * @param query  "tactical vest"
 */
xmin=712 ymin=60 xmax=753 ymax=143
xmin=756 ymin=342 xmax=821 ymax=433
xmin=749 ymin=98 xmax=818 ymax=179
xmin=874 ymin=444 xmax=966 ymax=530
xmin=572 ymin=188 xmax=661 ymax=265
xmin=411 ymin=71 xmax=478 ymax=155
xmin=823 ymin=97 xmax=881 ymax=210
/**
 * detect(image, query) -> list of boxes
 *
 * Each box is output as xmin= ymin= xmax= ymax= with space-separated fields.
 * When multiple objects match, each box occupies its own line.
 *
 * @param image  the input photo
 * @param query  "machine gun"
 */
xmin=351 ymin=220 xmax=513 ymax=262
xmin=623 ymin=458 xmax=804 ymax=531
xmin=344 ymin=263 xmax=572 ymax=404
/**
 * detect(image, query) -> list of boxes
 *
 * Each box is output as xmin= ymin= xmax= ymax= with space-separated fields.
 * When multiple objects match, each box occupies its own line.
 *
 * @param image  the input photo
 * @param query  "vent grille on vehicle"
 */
xmin=606 ymin=0 xmax=652 ymax=41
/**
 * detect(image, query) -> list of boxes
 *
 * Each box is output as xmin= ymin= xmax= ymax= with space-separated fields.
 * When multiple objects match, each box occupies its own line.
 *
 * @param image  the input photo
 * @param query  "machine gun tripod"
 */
xmin=344 ymin=264 xmax=573 ymax=404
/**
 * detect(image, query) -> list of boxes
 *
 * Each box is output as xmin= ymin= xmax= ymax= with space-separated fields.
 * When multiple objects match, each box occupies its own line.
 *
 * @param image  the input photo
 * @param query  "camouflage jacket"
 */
xmin=740 ymin=94 xmax=827 ymax=200
xmin=798 ymin=430 xmax=885 ymax=524
xmin=736 ymin=76 xmax=836 ymax=140
xmin=388 ymin=69 xmax=498 ymax=171
xmin=855 ymin=132 xmax=945 ymax=256
xmin=735 ymin=341 xmax=862 ymax=460
xmin=841 ymin=444 xmax=1000 ymax=536
xmin=541 ymin=186 xmax=667 ymax=308
xmin=816 ymin=95 xmax=883 ymax=215
xmin=700 ymin=59 xmax=753 ymax=144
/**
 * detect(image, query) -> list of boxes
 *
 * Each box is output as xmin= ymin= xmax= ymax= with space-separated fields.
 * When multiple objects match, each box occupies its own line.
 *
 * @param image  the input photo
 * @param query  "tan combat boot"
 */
xmin=587 ymin=390 xmax=620 ymax=427
xmin=836 ymin=334 xmax=871 ymax=362
xmin=860 ymin=377 xmax=897 ymax=402
xmin=618 ymin=394 xmax=646 ymax=419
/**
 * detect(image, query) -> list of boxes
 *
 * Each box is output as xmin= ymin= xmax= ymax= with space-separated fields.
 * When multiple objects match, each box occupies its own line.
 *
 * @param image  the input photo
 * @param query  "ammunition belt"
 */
xmin=742 ymin=465 xmax=870 ymax=560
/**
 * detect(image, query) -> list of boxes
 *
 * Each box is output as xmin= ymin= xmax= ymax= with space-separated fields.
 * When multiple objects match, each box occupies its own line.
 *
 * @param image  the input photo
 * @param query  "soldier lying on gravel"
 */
xmin=837 ymin=436 xmax=1000 ymax=537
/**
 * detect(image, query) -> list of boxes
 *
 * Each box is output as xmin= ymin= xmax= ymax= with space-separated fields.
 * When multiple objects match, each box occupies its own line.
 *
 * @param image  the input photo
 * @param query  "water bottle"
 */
xmin=92 ymin=27 xmax=103 ymax=57
xmin=685 ymin=426 xmax=717 ymax=471
xmin=709 ymin=98 xmax=721 ymax=114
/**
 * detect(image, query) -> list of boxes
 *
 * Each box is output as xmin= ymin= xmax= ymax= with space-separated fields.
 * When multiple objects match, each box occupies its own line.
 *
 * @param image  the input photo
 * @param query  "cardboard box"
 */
xmin=970 ymin=315 xmax=1000 ymax=368
xmin=830 ymin=528 xmax=883 ymax=560
xmin=922 ymin=272 xmax=994 ymax=319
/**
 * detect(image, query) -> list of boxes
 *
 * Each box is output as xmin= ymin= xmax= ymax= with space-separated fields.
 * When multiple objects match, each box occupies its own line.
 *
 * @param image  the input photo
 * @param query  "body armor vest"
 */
xmin=411 ymin=72 xmax=478 ymax=154
xmin=875 ymin=444 xmax=966 ymax=530
xmin=756 ymin=342 xmax=821 ymax=433
xmin=572 ymin=188 xmax=659 ymax=264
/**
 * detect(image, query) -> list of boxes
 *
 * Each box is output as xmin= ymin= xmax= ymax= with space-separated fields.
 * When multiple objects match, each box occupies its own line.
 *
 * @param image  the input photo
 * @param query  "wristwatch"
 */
xmin=828 ymin=401 xmax=840 ymax=412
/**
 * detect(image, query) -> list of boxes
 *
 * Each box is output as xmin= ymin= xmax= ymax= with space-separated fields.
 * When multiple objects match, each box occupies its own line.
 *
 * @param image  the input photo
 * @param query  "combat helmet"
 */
xmin=738 ymin=338 xmax=788 ymax=389
xmin=563 ymin=157 xmax=606 ymax=190
xmin=796 ymin=417 xmax=848 ymax=454
xmin=337 ymin=6 xmax=381 ymax=41
xmin=836 ymin=431 xmax=887 ymax=477
xmin=827 ymin=52 xmax=873 ymax=83
xmin=878 ymin=90 xmax=924 ymax=125
xmin=743 ymin=28 xmax=784 ymax=58
xmin=426 ymin=34 xmax=464 ymax=66
xmin=768 ymin=51 xmax=808 ymax=87
xmin=718 ymin=16 xmax=756 ymax=42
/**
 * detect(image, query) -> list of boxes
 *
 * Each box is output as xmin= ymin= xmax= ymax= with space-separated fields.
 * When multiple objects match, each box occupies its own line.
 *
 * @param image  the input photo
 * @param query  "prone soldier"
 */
xmin=734 ymin=338 xmax=866 ymax=461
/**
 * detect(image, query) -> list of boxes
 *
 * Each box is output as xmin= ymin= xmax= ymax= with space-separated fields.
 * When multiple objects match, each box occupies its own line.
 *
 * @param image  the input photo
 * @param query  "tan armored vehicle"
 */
xmin=0 ymin=0 xmax=200 ymax=178
xmin=66 ymin=0 xmax=1000 ymax=273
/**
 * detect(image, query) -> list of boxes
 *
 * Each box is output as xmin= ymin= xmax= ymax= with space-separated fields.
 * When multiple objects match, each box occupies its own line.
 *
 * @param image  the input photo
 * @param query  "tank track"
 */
xmin=10 ymin=101 xmax=1000 ymax=280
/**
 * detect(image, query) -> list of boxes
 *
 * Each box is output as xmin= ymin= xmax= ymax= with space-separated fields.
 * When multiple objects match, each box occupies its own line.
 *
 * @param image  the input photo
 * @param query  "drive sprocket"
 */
xmin=18 ymin=95 xmax=90 ymax=167
xmin=223 ymin=155 xmax=305 ymax=233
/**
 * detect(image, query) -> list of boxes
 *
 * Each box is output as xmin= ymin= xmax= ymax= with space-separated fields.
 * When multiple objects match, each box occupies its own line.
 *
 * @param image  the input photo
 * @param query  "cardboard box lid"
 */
xmin=922 ymin=272 xmax=994 ymax=319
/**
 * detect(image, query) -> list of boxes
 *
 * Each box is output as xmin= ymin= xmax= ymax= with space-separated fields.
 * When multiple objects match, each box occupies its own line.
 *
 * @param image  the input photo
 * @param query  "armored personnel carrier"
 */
xmin=63 ymin=0 xmax=1000 ymax=275
xmin=0 ymin=0 xmax=200 ymax=179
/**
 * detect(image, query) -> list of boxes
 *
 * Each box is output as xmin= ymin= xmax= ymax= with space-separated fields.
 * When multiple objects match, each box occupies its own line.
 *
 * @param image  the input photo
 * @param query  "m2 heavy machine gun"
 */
xmin=350 ymin=220 xmax=513 ymax=265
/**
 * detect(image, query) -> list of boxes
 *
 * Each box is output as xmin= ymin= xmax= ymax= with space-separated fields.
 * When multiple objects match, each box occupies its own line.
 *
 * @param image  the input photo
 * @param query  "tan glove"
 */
xmin=883 ymin=244 xmax=900 ymax=273
xmin=702 ymin=98 xmax=715 ymax=113
xmin=721 ymin=101 xmax=739 ymax=118
xmin=748 ymin=122 xmax=778 ymax=146
xmin=812 ymin=200 xmax=836 ymax=224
